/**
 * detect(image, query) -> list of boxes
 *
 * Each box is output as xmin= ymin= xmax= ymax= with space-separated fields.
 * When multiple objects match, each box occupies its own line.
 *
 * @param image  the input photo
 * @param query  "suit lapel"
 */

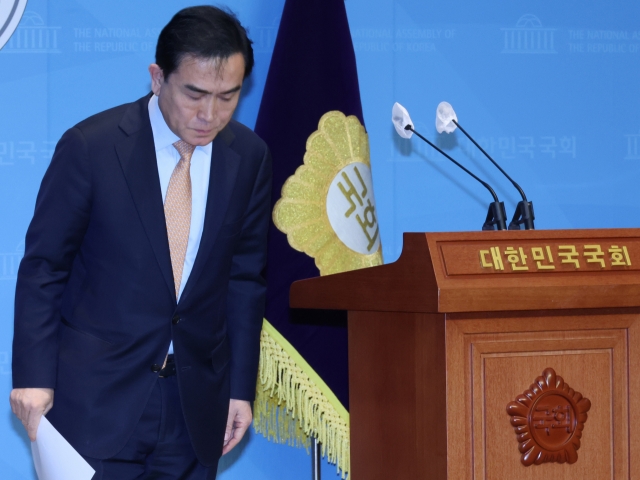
xmin=180 ymin=126 xmax=240 ymax=305
xmin=115 ymin=96 xmax=176 ymax=302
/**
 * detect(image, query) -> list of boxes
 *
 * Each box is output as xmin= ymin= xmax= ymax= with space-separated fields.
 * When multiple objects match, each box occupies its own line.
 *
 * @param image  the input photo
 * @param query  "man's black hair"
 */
xmin=156 ymin=5 xmax=254 ymax=79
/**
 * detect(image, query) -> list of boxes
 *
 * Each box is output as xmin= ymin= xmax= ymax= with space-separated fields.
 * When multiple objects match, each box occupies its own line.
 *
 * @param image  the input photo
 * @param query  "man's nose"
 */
xmin=198 ymin=98 xmax=216 ymax=123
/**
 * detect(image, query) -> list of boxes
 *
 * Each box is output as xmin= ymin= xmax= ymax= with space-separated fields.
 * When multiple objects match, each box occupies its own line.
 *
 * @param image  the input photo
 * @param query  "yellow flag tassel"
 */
xmin=254 ymin=319 xmax=350 ymax=479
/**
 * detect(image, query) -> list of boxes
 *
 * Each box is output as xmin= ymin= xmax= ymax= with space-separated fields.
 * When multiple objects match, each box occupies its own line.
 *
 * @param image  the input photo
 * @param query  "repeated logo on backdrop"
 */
xmin=0 ymin=0 xmax=27 ymax=50
xmin=501 ymin=15 xmax=557 ymax=54
xmin=1 ymin=9 xmax=61 ymax=54
xmin=0 ymin=242 xmax=23 ymax=281
xmin=625 ymin=130 xmax=640 ymax=160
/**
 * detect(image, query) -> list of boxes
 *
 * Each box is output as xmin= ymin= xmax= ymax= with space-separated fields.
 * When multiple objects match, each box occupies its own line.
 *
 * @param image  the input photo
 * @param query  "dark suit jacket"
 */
xmin=12 ymin=94 xmax=272 ymax=466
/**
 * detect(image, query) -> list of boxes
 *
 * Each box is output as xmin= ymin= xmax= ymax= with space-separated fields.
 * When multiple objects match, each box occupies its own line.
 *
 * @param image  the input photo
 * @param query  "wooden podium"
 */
xmin=290 ymin=229 xmax=640 ymax=479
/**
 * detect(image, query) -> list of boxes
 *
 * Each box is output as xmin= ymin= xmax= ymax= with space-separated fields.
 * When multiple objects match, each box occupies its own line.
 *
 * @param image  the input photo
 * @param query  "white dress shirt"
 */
xmin=148 ymin=94 xmax=212 ymax=353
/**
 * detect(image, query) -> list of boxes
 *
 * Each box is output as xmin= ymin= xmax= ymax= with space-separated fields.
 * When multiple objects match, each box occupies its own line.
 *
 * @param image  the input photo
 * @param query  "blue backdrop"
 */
xmin=1 ymin=0 xmax=639 ymax=478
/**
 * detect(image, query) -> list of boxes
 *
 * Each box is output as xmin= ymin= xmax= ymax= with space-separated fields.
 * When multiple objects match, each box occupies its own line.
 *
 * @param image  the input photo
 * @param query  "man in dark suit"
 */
xmin=10 ymin=6 xmax=271 ymax=479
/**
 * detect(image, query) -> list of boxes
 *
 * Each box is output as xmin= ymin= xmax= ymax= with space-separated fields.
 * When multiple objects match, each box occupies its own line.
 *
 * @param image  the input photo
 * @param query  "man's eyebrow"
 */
xmin=184 ymin=84 xmax=242 ymax=95
xmin=218 ymin=85 xmax=242 ymax=96
xmin=185 ymin=84 xmax=211 ymax=95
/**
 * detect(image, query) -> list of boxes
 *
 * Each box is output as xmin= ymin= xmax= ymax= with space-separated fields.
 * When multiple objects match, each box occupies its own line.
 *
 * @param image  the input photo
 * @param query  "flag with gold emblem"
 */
xmin=252 ymin=0 xmax=381 ymax=477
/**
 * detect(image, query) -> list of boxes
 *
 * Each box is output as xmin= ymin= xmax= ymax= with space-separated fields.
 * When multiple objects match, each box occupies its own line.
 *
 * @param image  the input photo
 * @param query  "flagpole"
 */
xmin=311 ymin=437 xmax=321 ymax=480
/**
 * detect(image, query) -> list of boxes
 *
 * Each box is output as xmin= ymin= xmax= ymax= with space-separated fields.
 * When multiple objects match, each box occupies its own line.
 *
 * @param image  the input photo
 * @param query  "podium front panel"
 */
xmin=446 ymin=310 xmax=639 ymax=479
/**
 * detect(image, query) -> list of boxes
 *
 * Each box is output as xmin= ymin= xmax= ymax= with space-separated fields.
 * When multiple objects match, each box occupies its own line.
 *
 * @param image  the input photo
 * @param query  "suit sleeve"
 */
xmin=225 ymin=145 xmax=272 ymax=401
xmin=12 ymin=127 xmax=92 ymax=389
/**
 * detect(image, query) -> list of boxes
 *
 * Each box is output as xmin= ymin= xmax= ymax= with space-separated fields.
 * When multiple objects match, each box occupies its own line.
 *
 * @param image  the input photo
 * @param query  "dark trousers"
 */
xmin=83 ymin=376 xmax=218 ymax=480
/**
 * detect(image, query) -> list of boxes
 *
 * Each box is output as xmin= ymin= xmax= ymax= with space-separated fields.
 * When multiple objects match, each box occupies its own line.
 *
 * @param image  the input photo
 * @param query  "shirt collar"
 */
xmin=148 ymin=94 xmax=213 ymax=156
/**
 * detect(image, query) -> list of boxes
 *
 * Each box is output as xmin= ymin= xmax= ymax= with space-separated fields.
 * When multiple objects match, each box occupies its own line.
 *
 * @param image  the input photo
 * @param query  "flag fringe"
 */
xmin=254 ymin=320 xmax=350 ymax=478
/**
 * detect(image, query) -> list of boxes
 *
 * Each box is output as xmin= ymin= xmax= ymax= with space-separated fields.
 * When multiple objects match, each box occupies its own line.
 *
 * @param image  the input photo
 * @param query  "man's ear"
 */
xmin=148 ymin=64 xmax=165 ymax=95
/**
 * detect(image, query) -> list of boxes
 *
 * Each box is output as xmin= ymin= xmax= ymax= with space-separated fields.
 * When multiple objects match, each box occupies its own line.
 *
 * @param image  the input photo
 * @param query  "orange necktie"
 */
xmin=164 ymin=140 xmax=196 ymax=298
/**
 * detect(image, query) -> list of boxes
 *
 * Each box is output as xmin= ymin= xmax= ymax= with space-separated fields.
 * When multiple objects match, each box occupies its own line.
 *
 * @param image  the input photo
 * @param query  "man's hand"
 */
xmin=10 ymin=388 xmax=54 ymax=441
xmin=222 ymin=399 xmax=252 ymax=455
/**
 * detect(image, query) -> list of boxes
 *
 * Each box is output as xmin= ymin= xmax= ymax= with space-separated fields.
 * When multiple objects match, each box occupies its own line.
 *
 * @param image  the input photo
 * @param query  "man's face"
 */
xmin=149 ymin=53 xmax=245 ymax=146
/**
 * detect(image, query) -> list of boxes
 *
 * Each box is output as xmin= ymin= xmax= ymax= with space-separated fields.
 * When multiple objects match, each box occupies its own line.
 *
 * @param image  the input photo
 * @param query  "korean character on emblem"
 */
xmin=355 ymin=199 xmax=379 ymax=253
xmin=337 ymin=170 xmax=366 ymax=218
xmin=533 ymin=405 xmax=574 ymax=435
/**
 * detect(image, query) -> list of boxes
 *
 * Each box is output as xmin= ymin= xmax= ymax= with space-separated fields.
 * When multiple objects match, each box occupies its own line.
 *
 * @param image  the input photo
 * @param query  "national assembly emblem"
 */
xmin=506 ymin=368 xmax=591 ymax=466
xmin=273 ymin=111 xmax=383 ymax=275
xmin=0 ymin=0 xmax=28 ymax=50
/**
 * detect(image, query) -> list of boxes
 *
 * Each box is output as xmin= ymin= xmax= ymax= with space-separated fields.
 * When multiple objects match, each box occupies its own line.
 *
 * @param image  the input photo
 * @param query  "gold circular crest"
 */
xmin=506 ymin=368 xmax=591 ymax=466
xmin=273 ymin=111 xmax=383 ymax=276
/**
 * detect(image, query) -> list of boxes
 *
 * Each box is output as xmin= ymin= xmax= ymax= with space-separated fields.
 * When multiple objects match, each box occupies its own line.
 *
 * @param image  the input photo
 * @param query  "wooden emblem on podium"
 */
xmin=506 ymin=368 xmax=591 ymax=466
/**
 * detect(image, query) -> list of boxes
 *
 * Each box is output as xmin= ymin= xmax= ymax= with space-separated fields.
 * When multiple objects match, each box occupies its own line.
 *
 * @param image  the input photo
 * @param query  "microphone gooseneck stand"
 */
xmin=405 ymin=125 xmax=507 ymax=231
xmin=451 ymin=119 xmax=535 ymax=230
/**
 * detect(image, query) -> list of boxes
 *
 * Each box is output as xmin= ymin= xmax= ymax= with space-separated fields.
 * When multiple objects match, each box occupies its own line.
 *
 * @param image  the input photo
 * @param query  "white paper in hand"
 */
xmin=435 ymin=101 xmax=458 ymax=134
xmin=391 ymin=102 xmax=414 ymax=139
xmin=31 ymin=416 xmax=95 ymax=480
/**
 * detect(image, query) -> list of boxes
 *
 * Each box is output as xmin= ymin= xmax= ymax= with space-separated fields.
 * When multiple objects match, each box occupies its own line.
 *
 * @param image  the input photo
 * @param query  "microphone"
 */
xmin=435 ymin=102 xmax=535 ymax=230
xmin=392 ymin=103 xmax=507 ymax=231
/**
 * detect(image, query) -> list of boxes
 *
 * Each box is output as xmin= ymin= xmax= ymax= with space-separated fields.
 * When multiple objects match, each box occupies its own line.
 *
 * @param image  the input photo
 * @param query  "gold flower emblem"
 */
xmin=506 ymin=368 xmax=591 ymax=466
xmin=273 ymin=111 xmax=383 ymax=276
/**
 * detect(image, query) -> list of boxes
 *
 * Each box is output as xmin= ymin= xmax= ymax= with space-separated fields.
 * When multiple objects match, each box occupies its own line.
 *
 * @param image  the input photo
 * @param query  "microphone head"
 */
xmin=392 ymin=102 xmax=414 ymax=139
xmin=436 ymin=101 xmax=458 ymax=134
